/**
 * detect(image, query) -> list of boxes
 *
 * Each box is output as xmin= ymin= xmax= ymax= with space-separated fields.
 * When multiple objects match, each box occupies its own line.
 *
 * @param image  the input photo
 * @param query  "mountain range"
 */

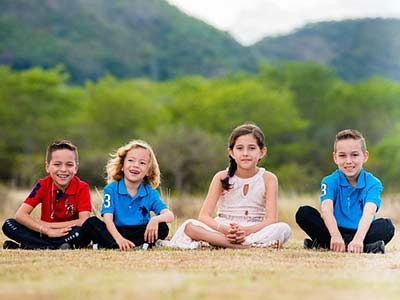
xmin=1 ymin=0 xmax=399 ymax=82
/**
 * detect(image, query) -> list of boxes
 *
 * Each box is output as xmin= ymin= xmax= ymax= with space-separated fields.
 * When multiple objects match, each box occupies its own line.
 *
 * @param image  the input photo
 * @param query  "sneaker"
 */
xmin=3 ymin=240 xmax=20 ymax=249
xmin=59 ymin=242 xmax=72 ymax=250
xmin=303 ymin=238 xmax=321 ymax=249
xmin=364 ymin=240 xmax=385 ymax=254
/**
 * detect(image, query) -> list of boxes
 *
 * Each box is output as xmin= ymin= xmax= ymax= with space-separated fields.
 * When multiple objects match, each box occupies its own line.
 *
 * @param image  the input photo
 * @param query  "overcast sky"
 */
xmin=167 ymin=0 xmax=400 ymax=45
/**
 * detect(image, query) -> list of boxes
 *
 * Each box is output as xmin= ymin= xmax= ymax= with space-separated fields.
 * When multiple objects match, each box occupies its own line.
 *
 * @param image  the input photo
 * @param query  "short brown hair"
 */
xmin=46 ymin=140 xmax=78 ymax=164
xmin=334 ymin=129 xmax=367 ymax=152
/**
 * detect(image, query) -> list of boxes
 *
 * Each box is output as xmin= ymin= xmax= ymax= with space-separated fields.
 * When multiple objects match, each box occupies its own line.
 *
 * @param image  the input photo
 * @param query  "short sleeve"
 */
xmin=150 ymin=189 xmax=168 ymax=215
xmin=364 ymin=182 xmax=382 ymax=211
xmin=24 ymin=181 xmax=43 ymax=208
xmin=320 ymin=175 xmax=336 ymax=203
xmin=77 ymin=183 xmax=92 ymax=212
xmin=101 ymin=186 xmax=115 ymax=215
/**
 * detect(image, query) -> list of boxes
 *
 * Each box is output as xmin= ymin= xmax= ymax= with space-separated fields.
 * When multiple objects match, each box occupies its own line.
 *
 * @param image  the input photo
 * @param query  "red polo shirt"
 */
xmin=24 ymin=176 xmax=92 ymax=222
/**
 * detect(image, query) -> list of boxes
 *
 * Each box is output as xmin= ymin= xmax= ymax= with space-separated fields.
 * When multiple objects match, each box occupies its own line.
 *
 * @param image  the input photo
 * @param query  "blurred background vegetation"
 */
xmin=1 ymin=0 xmax=400 ymax=193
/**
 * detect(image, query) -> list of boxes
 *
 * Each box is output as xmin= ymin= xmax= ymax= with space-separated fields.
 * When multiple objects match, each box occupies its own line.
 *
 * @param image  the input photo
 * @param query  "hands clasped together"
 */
xmin=220 ymin=223 xmax=247 ymax=244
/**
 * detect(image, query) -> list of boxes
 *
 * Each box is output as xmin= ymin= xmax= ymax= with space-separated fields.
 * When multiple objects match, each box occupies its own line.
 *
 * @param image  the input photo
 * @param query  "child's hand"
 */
xmin=330 ymin=235 xmax=346 ymax=252
xmin=116 ymin=237 xmax=135 ymax=251
xmin=225 ymin=223 xmax=243 ymax=244
xmin=43 ymin=226 xmax=71 ymax=238
xmin=144 ymin=217 xmax=159 ymax=244
xmin=347 ymin=238 xmax=363 ymax=254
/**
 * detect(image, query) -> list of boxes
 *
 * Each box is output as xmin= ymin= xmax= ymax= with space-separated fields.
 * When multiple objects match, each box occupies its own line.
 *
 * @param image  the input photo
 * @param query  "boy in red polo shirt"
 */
xmin=2 ymin=140 xmax=92 ymax=249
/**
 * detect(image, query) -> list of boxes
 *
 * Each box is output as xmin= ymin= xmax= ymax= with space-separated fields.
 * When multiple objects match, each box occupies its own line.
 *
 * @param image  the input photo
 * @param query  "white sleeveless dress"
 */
xmin=164 ymin=168 xmax=292 ymax=249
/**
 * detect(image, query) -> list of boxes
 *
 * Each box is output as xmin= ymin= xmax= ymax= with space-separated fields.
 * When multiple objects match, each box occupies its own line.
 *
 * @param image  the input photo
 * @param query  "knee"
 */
xmin=158 ymin=222 xmax=169 ymax=239
xmin=295 ymin=205 xmax=314 ymax=224
xmin=384 ymin=218 xmax=396 ymax=243
xmin=280 ymin=222 xmax=292 ymax=238
xmin=2 ymin=218 xmax=18 ymax=236
xmin=81 ymin=216 xmax=100 ymax=229
xmin=183 ymin=221 xmax=200 ymax=240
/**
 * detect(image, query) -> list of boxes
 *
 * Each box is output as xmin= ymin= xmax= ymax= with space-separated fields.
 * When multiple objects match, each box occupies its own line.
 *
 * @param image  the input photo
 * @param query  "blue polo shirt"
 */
xmin=320 ymin=168 xmax=382 ymax=230
xmin=101 ymin=178 xmax=168 ymax=226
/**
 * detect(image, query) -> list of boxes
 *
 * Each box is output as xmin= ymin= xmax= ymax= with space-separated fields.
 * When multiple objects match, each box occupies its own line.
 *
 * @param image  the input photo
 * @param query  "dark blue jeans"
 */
xmin=295 ymin=205 xmax=395 ymax=248
xmin=2 ymin=218 xmax=84 ymax=249
xmin=80 ymin=216 xmax=169 ymax=249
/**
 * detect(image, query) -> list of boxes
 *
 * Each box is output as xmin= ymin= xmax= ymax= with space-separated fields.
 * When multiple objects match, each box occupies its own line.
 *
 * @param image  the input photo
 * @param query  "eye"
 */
xmin=67 ymin=163 xmax=75 ymax=167
xmin=140 ymin=161 xmax=147 ymax=166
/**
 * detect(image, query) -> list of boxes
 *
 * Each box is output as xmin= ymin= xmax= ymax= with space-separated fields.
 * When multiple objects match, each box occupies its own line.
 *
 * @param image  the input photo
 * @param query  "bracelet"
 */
xmin=39 ymin=225 xmax=43 ymax=238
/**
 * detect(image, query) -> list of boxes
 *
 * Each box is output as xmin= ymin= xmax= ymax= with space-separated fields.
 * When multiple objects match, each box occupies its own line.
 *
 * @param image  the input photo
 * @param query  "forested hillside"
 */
xmin=0 ymin=0 xmax=256 ymax=82
xmin=1 ymin=1 xmax=399 ymax=82
xmin=253 ymin=18 xmax=400 ymax=82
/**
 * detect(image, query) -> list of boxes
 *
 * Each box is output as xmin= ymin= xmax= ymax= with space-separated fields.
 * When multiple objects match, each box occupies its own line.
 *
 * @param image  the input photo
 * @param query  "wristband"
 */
xmin=39 ymin=225 xmax=43 ymax=238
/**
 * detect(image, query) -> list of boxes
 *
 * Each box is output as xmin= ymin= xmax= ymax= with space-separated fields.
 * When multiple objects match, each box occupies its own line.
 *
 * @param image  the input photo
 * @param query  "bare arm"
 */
xmin=347 ymin=202 xmax=377 ymax=253
xmin=103 ymin=213 xmax=134 ymax=250
xmin=144 ymin=209 xmax=174 ymax=243
xmin=15 ymin=203 xmax=71 ymax=238
xmin=198 ymin=171 xmax=229 ymax=234
xmin=321 ymin=199 xmax=345 ymax=252
xmin=40 ymin=211 xmax=90 ymax=228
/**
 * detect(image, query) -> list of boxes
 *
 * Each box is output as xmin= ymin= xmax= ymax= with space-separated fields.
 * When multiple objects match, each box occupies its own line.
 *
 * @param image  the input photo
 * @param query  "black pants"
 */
xmin=2 ymin=218 xmax=86 ymax=249
xmin=295 ymin=205 xmax=395 ymax=248
xmin=80 ymin=216 xmax=169 ymax=249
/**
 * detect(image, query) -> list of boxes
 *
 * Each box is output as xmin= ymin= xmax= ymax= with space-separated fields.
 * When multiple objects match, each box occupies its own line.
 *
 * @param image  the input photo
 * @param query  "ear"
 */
xmin=74 ymin=162 xmax=79 ymax=175
xmin=332 ymin=152 xmax=338 ymax=165
xmin=260 ymin=147 xmax=267 ymax=159
xmin=363 ymin=151 xmax=369 ymax=163
xmin=45 ymin=162 xmax=50 ymax=174
xmin=228 ymin=148 xmax=234 ymax=158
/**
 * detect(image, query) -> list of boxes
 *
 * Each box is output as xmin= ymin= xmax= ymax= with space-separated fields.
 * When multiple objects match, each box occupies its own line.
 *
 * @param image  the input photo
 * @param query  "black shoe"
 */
xmin=59 ymin=242 xmax=72 ymax=250
xmin=364 ymin=240 xmax=385 ymax=254
xmin=3 ymin=240 xmax=20 ymax=249
xmin=303 ymin=238 xmax=321 ymax=249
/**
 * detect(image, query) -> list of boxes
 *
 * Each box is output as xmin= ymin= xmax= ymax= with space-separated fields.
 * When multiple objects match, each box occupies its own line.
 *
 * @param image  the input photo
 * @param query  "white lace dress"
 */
xmin=163 ymin=168 xmax=292 ymax=249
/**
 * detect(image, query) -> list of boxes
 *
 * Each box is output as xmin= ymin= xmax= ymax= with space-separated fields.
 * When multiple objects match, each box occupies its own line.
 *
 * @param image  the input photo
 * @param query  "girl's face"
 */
xmin=122 ymin=147 xmax=151 ymax=186
xmin=229 ymin=134 xmax=266 ymax=172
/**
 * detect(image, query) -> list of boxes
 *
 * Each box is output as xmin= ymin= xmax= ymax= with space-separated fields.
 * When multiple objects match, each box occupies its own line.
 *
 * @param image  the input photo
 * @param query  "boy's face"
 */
xmin=45 ymin=149 xmax=78 ymax=191
xmin=122 ymin=147 xmax=151 ymax=186
xmin=333 ymin=138 xmax=368 ymax=185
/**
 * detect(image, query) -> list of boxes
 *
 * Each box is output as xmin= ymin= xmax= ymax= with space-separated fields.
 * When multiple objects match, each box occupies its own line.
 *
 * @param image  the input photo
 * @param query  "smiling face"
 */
xmin=45 ymin=149 xmax=78 ymax=191
xmin=122 ymin=147 xmax=151 ymax=186
xmin=229 ymin=133 xmax=266 ymax=174
xmin=333 ymin=138 xmax=368 ymax=186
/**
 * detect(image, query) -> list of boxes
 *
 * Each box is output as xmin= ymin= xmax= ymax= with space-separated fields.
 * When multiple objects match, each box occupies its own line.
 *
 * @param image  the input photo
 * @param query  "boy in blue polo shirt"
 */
xmin=296 ymin=129 xmax=395 ymax=254
xmin=80 ymin=140 xmax=174 ymax=250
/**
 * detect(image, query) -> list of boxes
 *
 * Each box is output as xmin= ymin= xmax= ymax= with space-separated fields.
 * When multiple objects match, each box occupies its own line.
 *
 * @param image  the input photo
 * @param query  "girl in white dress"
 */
xmin=166 ymin=123 xmax=291 ymax=249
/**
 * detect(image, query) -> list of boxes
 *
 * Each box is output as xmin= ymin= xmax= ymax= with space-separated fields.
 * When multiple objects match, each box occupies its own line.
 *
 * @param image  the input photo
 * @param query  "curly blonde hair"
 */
xmin=105 ymin=140 xmax=160 ymax=188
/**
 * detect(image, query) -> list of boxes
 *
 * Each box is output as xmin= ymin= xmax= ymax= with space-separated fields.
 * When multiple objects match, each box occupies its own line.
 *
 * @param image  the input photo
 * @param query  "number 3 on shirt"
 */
xmin=103 ymin=194 xmax=111 ymax=208
xmin=320 ymin=184 xmax=327 ymax=197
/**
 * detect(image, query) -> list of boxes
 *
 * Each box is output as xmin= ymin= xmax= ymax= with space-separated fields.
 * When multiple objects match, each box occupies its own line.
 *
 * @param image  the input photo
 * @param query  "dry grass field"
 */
xmin=1 ymin=189 xmax=400 ymax=300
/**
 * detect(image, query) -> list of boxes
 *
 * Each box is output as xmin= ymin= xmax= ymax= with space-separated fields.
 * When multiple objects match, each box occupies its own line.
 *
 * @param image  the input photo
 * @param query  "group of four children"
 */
xmin=1 ymin=123 xmax=395 ymax=253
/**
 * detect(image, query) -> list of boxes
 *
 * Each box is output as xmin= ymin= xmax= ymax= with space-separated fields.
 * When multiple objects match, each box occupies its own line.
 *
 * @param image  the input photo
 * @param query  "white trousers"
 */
xmin=163 ymin=217 xmax=292 ymax=249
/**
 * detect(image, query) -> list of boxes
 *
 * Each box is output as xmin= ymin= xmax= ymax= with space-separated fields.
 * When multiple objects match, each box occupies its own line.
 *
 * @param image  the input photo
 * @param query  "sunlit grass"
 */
xmin=1 ymin=189 xmax=399 ymax=300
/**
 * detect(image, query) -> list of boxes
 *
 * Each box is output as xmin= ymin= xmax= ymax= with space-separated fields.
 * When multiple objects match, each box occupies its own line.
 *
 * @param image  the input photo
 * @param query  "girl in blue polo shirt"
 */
xmin=296 ymin=129 xmax=395 ymax=254
xmin=81 ymin=140 xmax=174 ymax=250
